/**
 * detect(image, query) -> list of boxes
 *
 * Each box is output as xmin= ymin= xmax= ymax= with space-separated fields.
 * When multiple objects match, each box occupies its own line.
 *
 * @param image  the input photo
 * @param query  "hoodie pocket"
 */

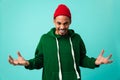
xmin=50 ymin=72 xmax=59 ymax=80
xmin=50 ymin=72 xmax=79 ymax=80
xmin=62 ymin=72 xmax=78 ymax=80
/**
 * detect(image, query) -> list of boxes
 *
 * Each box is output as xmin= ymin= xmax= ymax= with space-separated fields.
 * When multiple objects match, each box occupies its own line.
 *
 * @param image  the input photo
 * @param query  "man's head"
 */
xmin=53 ymin=4 xmax=71 ymax=36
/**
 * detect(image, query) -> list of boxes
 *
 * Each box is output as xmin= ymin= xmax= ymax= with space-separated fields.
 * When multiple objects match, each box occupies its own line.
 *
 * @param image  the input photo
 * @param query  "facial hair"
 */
xmin=57 ymin=28 xmax=68 ymax=35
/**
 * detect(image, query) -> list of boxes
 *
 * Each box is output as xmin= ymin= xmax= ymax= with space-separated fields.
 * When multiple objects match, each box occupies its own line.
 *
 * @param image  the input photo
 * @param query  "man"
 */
xmin=8 ymin=4 xmax=112 ymax=80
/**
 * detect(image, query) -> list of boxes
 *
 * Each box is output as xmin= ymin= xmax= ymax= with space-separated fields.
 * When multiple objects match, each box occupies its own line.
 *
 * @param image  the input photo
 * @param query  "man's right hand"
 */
xmin=8 ymin=51 xmax=29 ymax=66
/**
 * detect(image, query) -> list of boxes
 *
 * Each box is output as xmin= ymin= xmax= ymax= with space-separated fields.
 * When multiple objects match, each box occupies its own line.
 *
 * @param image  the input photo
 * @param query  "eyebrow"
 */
xmin=57 ymin=21 xmax=68 ymax=25
xmin=64 ymin=22 xmax=68 ymax=25
xmin=57 ymin=22 xmax=61 ymax=24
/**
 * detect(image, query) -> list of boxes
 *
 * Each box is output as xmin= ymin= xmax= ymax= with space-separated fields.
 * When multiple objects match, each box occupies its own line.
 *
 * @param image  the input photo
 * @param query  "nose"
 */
xmin=60 ymin=24 xmax=65 ymax=29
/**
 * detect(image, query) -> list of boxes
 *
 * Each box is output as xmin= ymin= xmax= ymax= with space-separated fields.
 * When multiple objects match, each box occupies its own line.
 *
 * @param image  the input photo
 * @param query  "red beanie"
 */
xmin=54 ymin=4 xmax=71 ymax=19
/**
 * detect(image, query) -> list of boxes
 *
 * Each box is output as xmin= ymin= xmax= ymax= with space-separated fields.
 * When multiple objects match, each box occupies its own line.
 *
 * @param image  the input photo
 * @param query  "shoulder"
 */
xmin=72 ymin=32 xmax=82 ymax=40
xmin=69 ymin=29 xmax=82 ymax=38
xmin=71 ymin=32 xmax=85 ymax=46
xmin=40 ymin=33 xmax=49 ymax=41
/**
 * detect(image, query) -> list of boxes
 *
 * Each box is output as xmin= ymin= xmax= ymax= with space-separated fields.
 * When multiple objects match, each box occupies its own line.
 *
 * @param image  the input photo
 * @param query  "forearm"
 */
xmin=80 ymin=56 xmax=99 ymax=69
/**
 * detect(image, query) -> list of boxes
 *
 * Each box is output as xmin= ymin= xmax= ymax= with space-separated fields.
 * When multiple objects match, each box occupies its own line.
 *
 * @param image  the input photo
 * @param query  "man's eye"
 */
xmin=57 ymin=22 xmax=61 ymax=25
xmin=64 ymin=22 xmax=68 ymax=25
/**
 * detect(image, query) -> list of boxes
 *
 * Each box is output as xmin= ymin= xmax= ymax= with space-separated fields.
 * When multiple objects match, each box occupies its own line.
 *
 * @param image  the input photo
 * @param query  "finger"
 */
xmin=109 ymin=60 xmax=113 ymax=63
xmin=106 ymin=60 xmax=113 ymax=64
xmin=17 ymin=51 xmax=22 ymax=57
xmin=9 ymin=55 xmax=14 ymax=60
xmin=107 ymin=54 xmax=112 ymax=59
xmin=8 ymin=57 xmax=13 ymax=64
xmin=99 ymin=49 xmax=104 ymax=56
xmin=8 ymin=59 xmax=12 ymax=64
xmin=12 ymin=62 xmax=17 ymax=66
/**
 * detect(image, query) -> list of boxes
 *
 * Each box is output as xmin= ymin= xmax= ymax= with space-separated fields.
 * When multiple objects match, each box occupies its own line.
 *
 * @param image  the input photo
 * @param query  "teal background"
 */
xmin=0 ymin=0 xmax=120 ymax=80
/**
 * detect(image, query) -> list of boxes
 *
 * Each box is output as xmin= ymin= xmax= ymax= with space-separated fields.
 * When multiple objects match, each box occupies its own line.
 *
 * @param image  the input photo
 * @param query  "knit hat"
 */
xmin=54 ymin=4 xmax=71 ymax=19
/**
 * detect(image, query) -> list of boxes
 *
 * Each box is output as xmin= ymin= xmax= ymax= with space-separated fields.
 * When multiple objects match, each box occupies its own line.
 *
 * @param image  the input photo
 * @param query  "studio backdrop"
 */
xmin=0 ymin=0 xmax=120 ymax=80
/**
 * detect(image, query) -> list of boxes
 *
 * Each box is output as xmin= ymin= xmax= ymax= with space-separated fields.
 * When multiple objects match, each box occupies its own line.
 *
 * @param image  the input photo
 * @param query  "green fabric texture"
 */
xmin=25 ymin=28 xmax=98 ymax=80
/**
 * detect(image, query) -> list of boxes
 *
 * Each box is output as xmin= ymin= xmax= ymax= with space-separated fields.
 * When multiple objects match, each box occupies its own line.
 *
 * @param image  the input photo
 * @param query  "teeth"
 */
xmin=59 ymin=30 xmax=65 ymax=33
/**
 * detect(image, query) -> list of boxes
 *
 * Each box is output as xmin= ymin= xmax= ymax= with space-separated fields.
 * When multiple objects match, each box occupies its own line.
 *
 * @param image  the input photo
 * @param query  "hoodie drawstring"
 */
xmin=56 ymin=38 xmax=62 ymax=80
xmin=69 ymin=37 xmax=80 ymax=79
xmin=56 ymin=37 xmax=80 ymax=80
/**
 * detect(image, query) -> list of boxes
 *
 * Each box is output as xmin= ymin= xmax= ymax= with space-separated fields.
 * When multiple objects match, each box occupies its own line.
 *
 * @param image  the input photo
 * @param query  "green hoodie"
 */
xmin=25 ymin=28 xmax=98 ymax=80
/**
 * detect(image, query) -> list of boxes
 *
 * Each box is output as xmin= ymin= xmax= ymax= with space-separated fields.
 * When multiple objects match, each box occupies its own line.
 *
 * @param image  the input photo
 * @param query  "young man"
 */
xmin=8 ymin=4 xmax=112 ymax=80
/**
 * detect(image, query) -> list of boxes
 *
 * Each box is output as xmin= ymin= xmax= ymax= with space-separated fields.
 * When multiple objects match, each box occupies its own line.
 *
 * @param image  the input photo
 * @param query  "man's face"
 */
xmin=54 ymin=15 xmax=71 ymax=36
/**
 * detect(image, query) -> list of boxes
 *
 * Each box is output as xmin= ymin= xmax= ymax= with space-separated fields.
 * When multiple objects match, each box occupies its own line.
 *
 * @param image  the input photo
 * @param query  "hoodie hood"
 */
xmin=47 ymin=28 xmax=76 ymax=38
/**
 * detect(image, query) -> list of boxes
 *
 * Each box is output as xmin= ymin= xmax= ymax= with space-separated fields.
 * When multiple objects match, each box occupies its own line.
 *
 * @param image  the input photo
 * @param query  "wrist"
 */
xmin=24 ymin=60 xmax=29 ymax=66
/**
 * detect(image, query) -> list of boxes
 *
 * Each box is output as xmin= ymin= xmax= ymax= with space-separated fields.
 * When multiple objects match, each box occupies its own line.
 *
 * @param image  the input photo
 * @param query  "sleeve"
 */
xmin=25 ymin=36 xmax=44 ymax=70
xmin=79 ymin=36 xmax=99 ymax=69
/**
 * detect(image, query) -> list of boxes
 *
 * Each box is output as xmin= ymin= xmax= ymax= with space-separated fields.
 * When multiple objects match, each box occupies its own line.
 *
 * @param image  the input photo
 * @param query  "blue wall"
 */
xmin=0 ymin=0 xmax=120 ymax=80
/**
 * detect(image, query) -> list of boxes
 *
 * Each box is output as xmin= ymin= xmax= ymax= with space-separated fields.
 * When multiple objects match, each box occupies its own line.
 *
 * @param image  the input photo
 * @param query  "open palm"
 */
xmin=8 ymin=51 xmax=29 ymax=66
xmin=95 ymin=49 xmax=112 ymax=65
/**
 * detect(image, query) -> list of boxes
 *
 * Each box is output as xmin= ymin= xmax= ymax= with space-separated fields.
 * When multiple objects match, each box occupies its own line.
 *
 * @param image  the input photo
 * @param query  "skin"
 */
xmin=8 ymin=15 xmax=112 ymax=66
xmin=54 ymin=15 xmax=71 ymax=36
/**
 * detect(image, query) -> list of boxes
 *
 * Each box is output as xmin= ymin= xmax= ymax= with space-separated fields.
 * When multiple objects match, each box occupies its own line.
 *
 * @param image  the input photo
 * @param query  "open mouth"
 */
xmin=58 ymin=29 xmax=68 ymax=35
xmin=59 ymin=29 xmax=66 ymax=33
